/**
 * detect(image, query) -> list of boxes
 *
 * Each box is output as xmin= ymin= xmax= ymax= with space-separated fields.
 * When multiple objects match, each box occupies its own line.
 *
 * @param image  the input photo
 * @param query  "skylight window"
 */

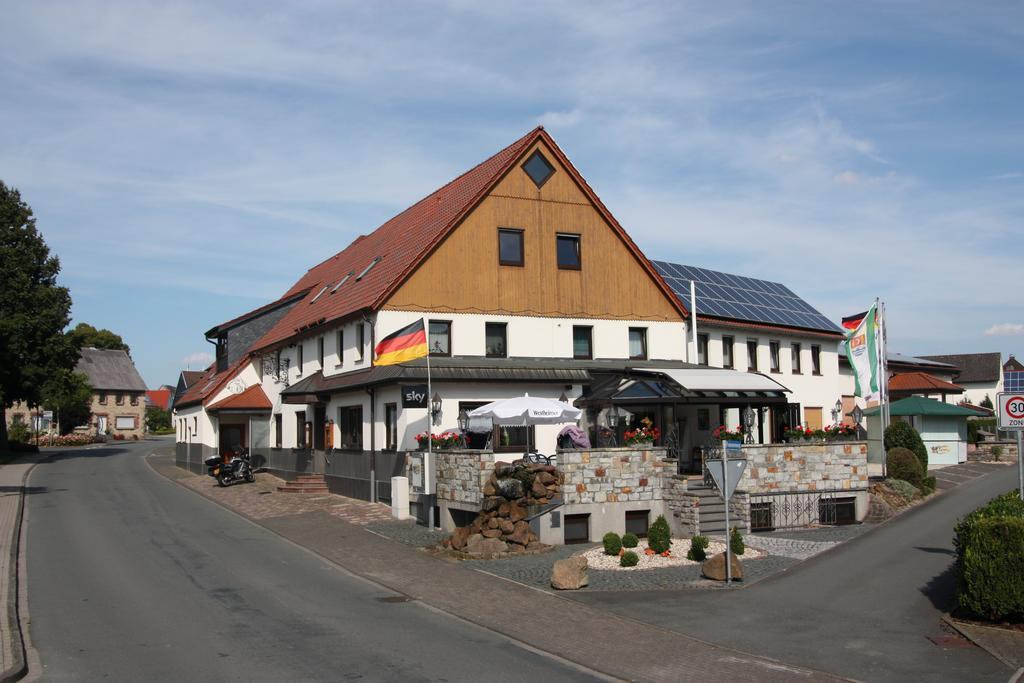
xmin=522 ymin=150 xmax=555 ymax=188
xmin=331 ymin=272 xmax=353 ymax=293
xmin=355 ymin=256 xmax=382 ymax=281
xmin=310 ymin=285 xmax=329 ymax=303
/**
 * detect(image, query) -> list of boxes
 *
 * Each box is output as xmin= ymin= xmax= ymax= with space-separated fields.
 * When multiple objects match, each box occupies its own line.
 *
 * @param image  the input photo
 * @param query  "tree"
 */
xmin=41 ymin=370 xmax=92 ymax=435
xmin=67 ymin=322 xmax=130 ymax=355
xmin=980 ymin=395 xmax=994 ymax=410
xmin=146 ymin=405 xmax=171 ymax=432
xmin=0 ymin=182 xmax=75 ymax=451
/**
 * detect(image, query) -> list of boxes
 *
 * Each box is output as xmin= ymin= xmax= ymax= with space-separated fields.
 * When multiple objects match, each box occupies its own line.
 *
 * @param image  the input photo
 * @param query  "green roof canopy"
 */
xmin=863 ymin=395 xmax=980 ymax=417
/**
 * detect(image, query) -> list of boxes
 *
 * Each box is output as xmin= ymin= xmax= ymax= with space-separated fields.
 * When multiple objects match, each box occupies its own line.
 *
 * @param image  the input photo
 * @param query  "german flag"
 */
xmin=374 ymin=320 xmax=428 ymax=366
xmin=842 ymin=311 xmax=868 ymax=331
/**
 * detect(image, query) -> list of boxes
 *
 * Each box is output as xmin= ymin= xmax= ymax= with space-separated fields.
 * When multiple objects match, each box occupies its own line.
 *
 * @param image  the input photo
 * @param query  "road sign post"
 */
xmin=706 ymin=440 xmax=746 ymax=583
xmin=996 ymin=393 xmax=1024 ymax=500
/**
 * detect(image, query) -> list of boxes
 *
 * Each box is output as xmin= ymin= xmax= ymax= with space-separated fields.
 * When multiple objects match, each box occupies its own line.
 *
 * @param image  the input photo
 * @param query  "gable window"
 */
xmin=297 ymin=343 xmax=304 ymax=375
xmin=130 ymin=394 xmax=138 ymax=406
xmin=556 ymin=233 xmax=581 ymax=270
xmin=522 ymin=150 xmax=555 ymax=188
xmin=336 ymin=329 xmax=344 ymax=366
xmin=811 ymin=345 xmax=822 ymax=375
xmin=337 ymin=405 xmax=363 ymax=450
xmin=747 ymin=339 xmax=759 ymax=371
xmin=792 ymin=343 xmax=802 ymax=374
xmin=629 ymin=327 xmax=647 ymax=361
xmin=98 ymin=393 xmax=107 ymax=405
xmin=769 ymin=340 xmax=781 ymax=373
xmin=357 ymin=324 xmax=365 ymax=362
xmin=722 ymin=336 xmax=734 ymax=369
xmin=385 ymin=403 xmax=398 ymax=450
xmin=429 ymin=321 xmax=451 ymax=356
xmin=116 ymin=393 xmax=124 ymax=406
xmin=697 ymin=333 xmax=709 ymax=366
xmin=498 ymin=228 xmax=524 ymax=266
xmin=318 ymin=336 xmax=325 ymax=369
xmin=485 ymin=322 xmax=507 ymax=358
xmin=573 ymin=326 xmax=593 ymax=360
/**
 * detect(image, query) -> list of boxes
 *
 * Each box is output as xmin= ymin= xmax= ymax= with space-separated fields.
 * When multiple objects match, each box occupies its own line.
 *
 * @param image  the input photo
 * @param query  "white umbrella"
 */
xmin=469 ymin=393 xmax=581 ymax=455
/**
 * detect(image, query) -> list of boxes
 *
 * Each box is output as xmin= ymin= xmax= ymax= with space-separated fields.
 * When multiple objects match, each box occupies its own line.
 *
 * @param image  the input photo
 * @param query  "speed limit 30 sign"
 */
xmin=998 ymin=393 xmax=1024 ymax=431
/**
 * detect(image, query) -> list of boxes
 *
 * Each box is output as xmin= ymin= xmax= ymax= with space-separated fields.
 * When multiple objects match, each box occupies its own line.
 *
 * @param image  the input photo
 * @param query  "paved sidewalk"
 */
xmin=0 ymin=459 xmax=34 ymax=682
xmin=151 ymin=453 xmax=846 ymax=682
xmin=929 ymin=461 xmax=1015 ymax=491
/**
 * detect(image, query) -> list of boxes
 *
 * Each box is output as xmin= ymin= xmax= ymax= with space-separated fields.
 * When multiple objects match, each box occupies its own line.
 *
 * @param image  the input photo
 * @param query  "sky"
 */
xmin=1 ymin=1 xmax=1021 ymax=387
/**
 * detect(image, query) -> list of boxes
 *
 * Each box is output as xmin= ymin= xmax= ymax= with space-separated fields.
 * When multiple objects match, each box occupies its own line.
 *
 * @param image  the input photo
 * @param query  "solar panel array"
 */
xmin=1006 ymin=371 xmax=1024 ymax=393
xmin=652 ymin=261 xmax=841 ymax=334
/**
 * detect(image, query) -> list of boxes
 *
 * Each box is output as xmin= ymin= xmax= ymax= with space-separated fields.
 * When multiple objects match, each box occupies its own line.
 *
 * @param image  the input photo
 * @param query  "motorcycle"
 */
xmin=205 ymin=447 xmax=255 ymax=487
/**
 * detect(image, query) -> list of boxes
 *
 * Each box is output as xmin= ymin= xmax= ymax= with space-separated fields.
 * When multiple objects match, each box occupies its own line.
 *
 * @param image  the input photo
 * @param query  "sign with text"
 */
xmin=997 ymin=393 xmax=1024 ymax=431
xmin=401 ymin=384 xmax=428 ymax=409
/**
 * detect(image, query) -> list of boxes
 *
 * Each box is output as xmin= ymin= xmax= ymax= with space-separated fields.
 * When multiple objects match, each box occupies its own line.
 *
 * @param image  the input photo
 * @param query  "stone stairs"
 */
xmin=277 ymin=474 xmax=330 ymax=494
xmin=689 ymin=485 xmax=729 ymax=535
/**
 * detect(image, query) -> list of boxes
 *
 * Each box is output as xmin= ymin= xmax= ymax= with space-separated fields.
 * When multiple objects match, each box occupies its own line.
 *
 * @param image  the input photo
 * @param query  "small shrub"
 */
xmin=922 ymin=476 xmax=937 ymax=495
xmin=992 ymin=446 xmax=1003 ymax=462
xmin=885 ymin=421 xmax=928 ymax=472
xmin=884 ymin=477 xmax=920 ymax=504
xmin=621 ymin=532 xmax=639 ymax=548
xmin=620 ymin=550 xmax=639 ymax=567
xmin=887 ymin=447 xmax=924 ymax=490
xmin=602 ymin=532 xmax=622 ymax=556
xmin=687 ymin=535 xmax=709 ymax=562
xmin=647 ymin=515 xmax=672 ymax=554
xmin=7 ymin=421 xmax=32 ymax=444
xmin=730 ymin=526 xmax=745 ymax=555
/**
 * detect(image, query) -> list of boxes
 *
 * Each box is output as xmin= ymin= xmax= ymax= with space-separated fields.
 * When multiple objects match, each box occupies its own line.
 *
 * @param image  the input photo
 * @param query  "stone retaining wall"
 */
xmin=968 ymin=441 xmax=1019 ymax=462
xmin=740 ymin=441 xmax=869 ymax=494
xmin=435 ymin=449 xmax=494 ymax=506
xmin=557 ymin=447 xmax=669 ymax=505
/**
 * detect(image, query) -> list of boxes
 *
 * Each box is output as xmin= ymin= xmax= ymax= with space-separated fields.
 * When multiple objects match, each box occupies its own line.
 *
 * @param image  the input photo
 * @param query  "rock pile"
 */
xmin=443 ymin=461 xmax=562 ymax=558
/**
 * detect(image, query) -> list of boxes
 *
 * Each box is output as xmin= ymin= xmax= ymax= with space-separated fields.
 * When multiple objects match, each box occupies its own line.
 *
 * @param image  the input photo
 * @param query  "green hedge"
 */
xmin=885 ymin=420 xmax=928 ymax=472
xmin=954 ymin=490 xmax=1024 ymax=621
xmin=887 ymin=447 xmax=923 ymax=490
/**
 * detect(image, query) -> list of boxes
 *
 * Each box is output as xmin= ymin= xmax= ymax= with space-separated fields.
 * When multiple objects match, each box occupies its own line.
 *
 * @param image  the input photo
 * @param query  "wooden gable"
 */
xmin=384 ymin=139 xmax=684 ymax=321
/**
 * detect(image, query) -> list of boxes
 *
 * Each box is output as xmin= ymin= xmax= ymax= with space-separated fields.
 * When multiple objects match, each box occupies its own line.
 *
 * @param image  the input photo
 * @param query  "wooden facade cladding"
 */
xmin=384 ymin=141 xmax=684 ymax=322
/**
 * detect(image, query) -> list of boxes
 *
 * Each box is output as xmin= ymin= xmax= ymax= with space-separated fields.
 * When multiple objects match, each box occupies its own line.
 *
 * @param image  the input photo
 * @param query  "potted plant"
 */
xmin=712 ymin=425 xmax=743 ymax=442
xmin=624 ymin=425 xmax=660 ymax=447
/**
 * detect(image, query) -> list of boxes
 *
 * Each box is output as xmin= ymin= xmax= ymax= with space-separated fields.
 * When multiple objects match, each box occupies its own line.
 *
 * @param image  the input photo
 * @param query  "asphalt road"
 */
xmin=25 ymin=440 xmax=597 ymax=681
xmin=570 ymin=464 xmax=1019 ymax=682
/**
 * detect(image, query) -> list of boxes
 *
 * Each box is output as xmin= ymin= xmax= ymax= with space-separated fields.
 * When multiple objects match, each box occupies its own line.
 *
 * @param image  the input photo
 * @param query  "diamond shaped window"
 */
xmin=522 ymin=150 xmax=555 ymax=188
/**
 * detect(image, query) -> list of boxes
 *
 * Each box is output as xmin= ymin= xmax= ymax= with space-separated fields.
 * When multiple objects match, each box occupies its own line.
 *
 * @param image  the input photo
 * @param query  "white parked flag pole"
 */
xmin=878 ymin=299 xmax=890 ymax=477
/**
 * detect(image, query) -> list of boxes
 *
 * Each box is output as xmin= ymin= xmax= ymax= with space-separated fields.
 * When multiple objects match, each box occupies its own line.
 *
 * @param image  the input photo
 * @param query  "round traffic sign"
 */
xmin=1006 ymin=396 xmax=1024 ymax=420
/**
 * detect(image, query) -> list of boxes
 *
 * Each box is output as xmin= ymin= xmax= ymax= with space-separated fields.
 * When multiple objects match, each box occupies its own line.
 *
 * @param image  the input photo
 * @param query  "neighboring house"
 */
xmin=146 ymin=386 xmax=174 ymax=411
xmin=888 ymin=371 xmax=965 ymax=402
xmin=649 ymin=261 xmax=847 ymax=453
xmin=75 ymin=348 xmax=148 ymax=439
xmin=839 ymin=352 xmax=960 ymax=420
xmin=864 ymin=396 xmax=975 ymax=465
xmin=169 ymin=370 xmax=204 ymax=414
xmin=919 ymin=352 xmax=1003 ymax=406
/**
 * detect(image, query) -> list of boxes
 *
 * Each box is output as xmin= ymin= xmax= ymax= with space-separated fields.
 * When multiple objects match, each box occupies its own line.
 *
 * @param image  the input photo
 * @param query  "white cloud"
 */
xmin=985 ymin=324 xmax=1024 ymax=336
xmin=181 ymin=352 xmax=214 ymax=369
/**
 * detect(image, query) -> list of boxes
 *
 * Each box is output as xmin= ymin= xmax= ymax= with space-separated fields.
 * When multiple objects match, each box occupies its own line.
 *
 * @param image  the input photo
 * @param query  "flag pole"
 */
xmin=878 ymin=299 xmax=889 ymax=477
xmin=425 ymin=317 xmax=434 ymax=529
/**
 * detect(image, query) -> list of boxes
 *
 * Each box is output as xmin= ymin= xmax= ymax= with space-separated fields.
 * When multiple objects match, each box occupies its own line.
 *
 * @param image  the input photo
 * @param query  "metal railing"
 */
xmin=748 ymin=490 xmax=862 ymax=531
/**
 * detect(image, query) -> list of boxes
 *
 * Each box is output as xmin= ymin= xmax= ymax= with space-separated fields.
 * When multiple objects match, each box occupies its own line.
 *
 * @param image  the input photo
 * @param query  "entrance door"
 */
xmin=220 ymin=424 xmax=245 ymax=458
xmin=805 ymin=407 xmax=823 ymax=431
xmin=97 ymin=415 xmax=108 ymax=435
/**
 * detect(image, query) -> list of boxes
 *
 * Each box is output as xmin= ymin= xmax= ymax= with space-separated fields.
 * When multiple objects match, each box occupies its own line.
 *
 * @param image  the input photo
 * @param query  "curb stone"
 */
xmin=0 ymin=462 xmax=33 ymax=683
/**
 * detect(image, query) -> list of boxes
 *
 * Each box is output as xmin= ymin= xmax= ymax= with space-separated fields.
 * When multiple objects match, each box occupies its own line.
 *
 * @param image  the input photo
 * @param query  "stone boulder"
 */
xmin=701 ymin=552 xmax=743 ymax=581
xmin=551 ymin=556 xmax=589 ymax=590
xmin=449 ymin=526 xmax=472 ymax=550
xmin=466 ymin=536 xmax=508 ymax=558
xmin=508 ymin=520 xmax=532 ymax=546
xmin=498 ymin=478 xmax=525 ymax=500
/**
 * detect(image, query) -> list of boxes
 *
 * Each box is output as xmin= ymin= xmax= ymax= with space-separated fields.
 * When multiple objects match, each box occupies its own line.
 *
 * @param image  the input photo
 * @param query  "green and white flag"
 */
xmin=842 ymin=302 xmax=880 ymax=403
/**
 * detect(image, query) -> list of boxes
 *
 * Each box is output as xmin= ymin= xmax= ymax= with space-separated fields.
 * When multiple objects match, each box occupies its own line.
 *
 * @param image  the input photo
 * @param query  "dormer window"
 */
xmin=522 ymin=150 xmax=555 ymax=188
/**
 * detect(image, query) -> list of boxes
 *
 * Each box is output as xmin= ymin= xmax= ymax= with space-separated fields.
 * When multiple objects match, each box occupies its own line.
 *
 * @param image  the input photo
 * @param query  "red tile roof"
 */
xmin=207 ymin=384 xmax=273 ymax=412
xmin=146 ymin=389 xmax=172 ymax=410
xmin=172 ymin=356 xmax=249 ymax=409
xmin=888 ymin=371 xmax=964 ymax=394
xmin=248 ymin=126 xmax=687 ymax=354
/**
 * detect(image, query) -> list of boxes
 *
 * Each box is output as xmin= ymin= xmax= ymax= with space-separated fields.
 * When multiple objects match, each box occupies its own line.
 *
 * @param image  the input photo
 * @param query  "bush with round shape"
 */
xmin=886 ymin=447 xmax=924 ymax=490
xmin=620 ymin=550 xmax=639 ymax=567
xmin=922 ymin=475 xmax=937 ymax=495
xmin=730 ymin=526 xmax=745 ymax=556
xmin=647 ymin=515 xmax=672 ymax=554
xmin=885 ymin=420 xmax=928 ymax=472
xmin=602 ymin=532 xmax=622 ymax=556
xmin=621 ymin=532 xmax=639 ymax=548
xmin=687 ymin=535 xmax=709 ymax=562
xmin=955 ymin=490 xmax=1024 ymax=621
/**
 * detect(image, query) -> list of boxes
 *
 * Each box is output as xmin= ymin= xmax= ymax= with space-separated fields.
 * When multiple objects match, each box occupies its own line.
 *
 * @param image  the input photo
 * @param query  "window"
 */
xmin=485 ymin=322 xmax=507 ymax=358
xmin=310 ymin=285 xmax=328 ymax=303
xmin=746 ymin=339 xmax=759 ymax=371
xmin=115 ymin=416 xmax=136 ymax=430
xmin=563 ymin=513 xmax=590 ymax=544
xmin=792 ymin=343 xmax=802 ymax=374
xmin=697 ymin=333 xmax=709 ymax=366
xmin=556 ymin=233 xmax=581 ymax=270
xmin=385 ymin=403 xmax=398 ymax=450
xmin=297 ymin=343 xmax=304 ymax=375
xmin=130 ymin=394 xmax=138 ymax=405
xmin=98 ymin=393 xmax=107 ymax=405
xmin=274 ymin=414 xmax=282 ymax=448
xmin=498 ymin=228 xmax=524 ymax=266
xmin=337 ymin=406 xmax=363 ymax=450
xmin=355 ymin=256 xmax=381 ymax=281
xmin=336 ymin=329 xmax=344 ymax=366
xmin=811 ymin=345 xmax=821 ymax=375
xmin=769 ymin=340 xmax=781 ymax=373
xmin=116 ymin=393 xmax=124 ymax=406
xmin=331 ymin=272 xmax=353 ymax=293
xmin=193 ymin=416 xmax=197 ymax=434
xmin=429 ymin=321 xmax=451 ymax=356
xmin=629 ymin=327 xmax=647 ymax=360
xmin=722 ymin=336 xmax=734 ymax=369
xmin=573 ymin=326 xmax=593 ymax=360
xmin=296 ymin=411 xmax=306 ymax=448
xmin=318 ymin=336 xmax=325 ymax=369
xmin=625 ymin=510 xmax=650 ymax=538
xmin=459 ymin=401 xmax=492 ymax=449
xmin=522 ymin=150 xmax=555 ymax=188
